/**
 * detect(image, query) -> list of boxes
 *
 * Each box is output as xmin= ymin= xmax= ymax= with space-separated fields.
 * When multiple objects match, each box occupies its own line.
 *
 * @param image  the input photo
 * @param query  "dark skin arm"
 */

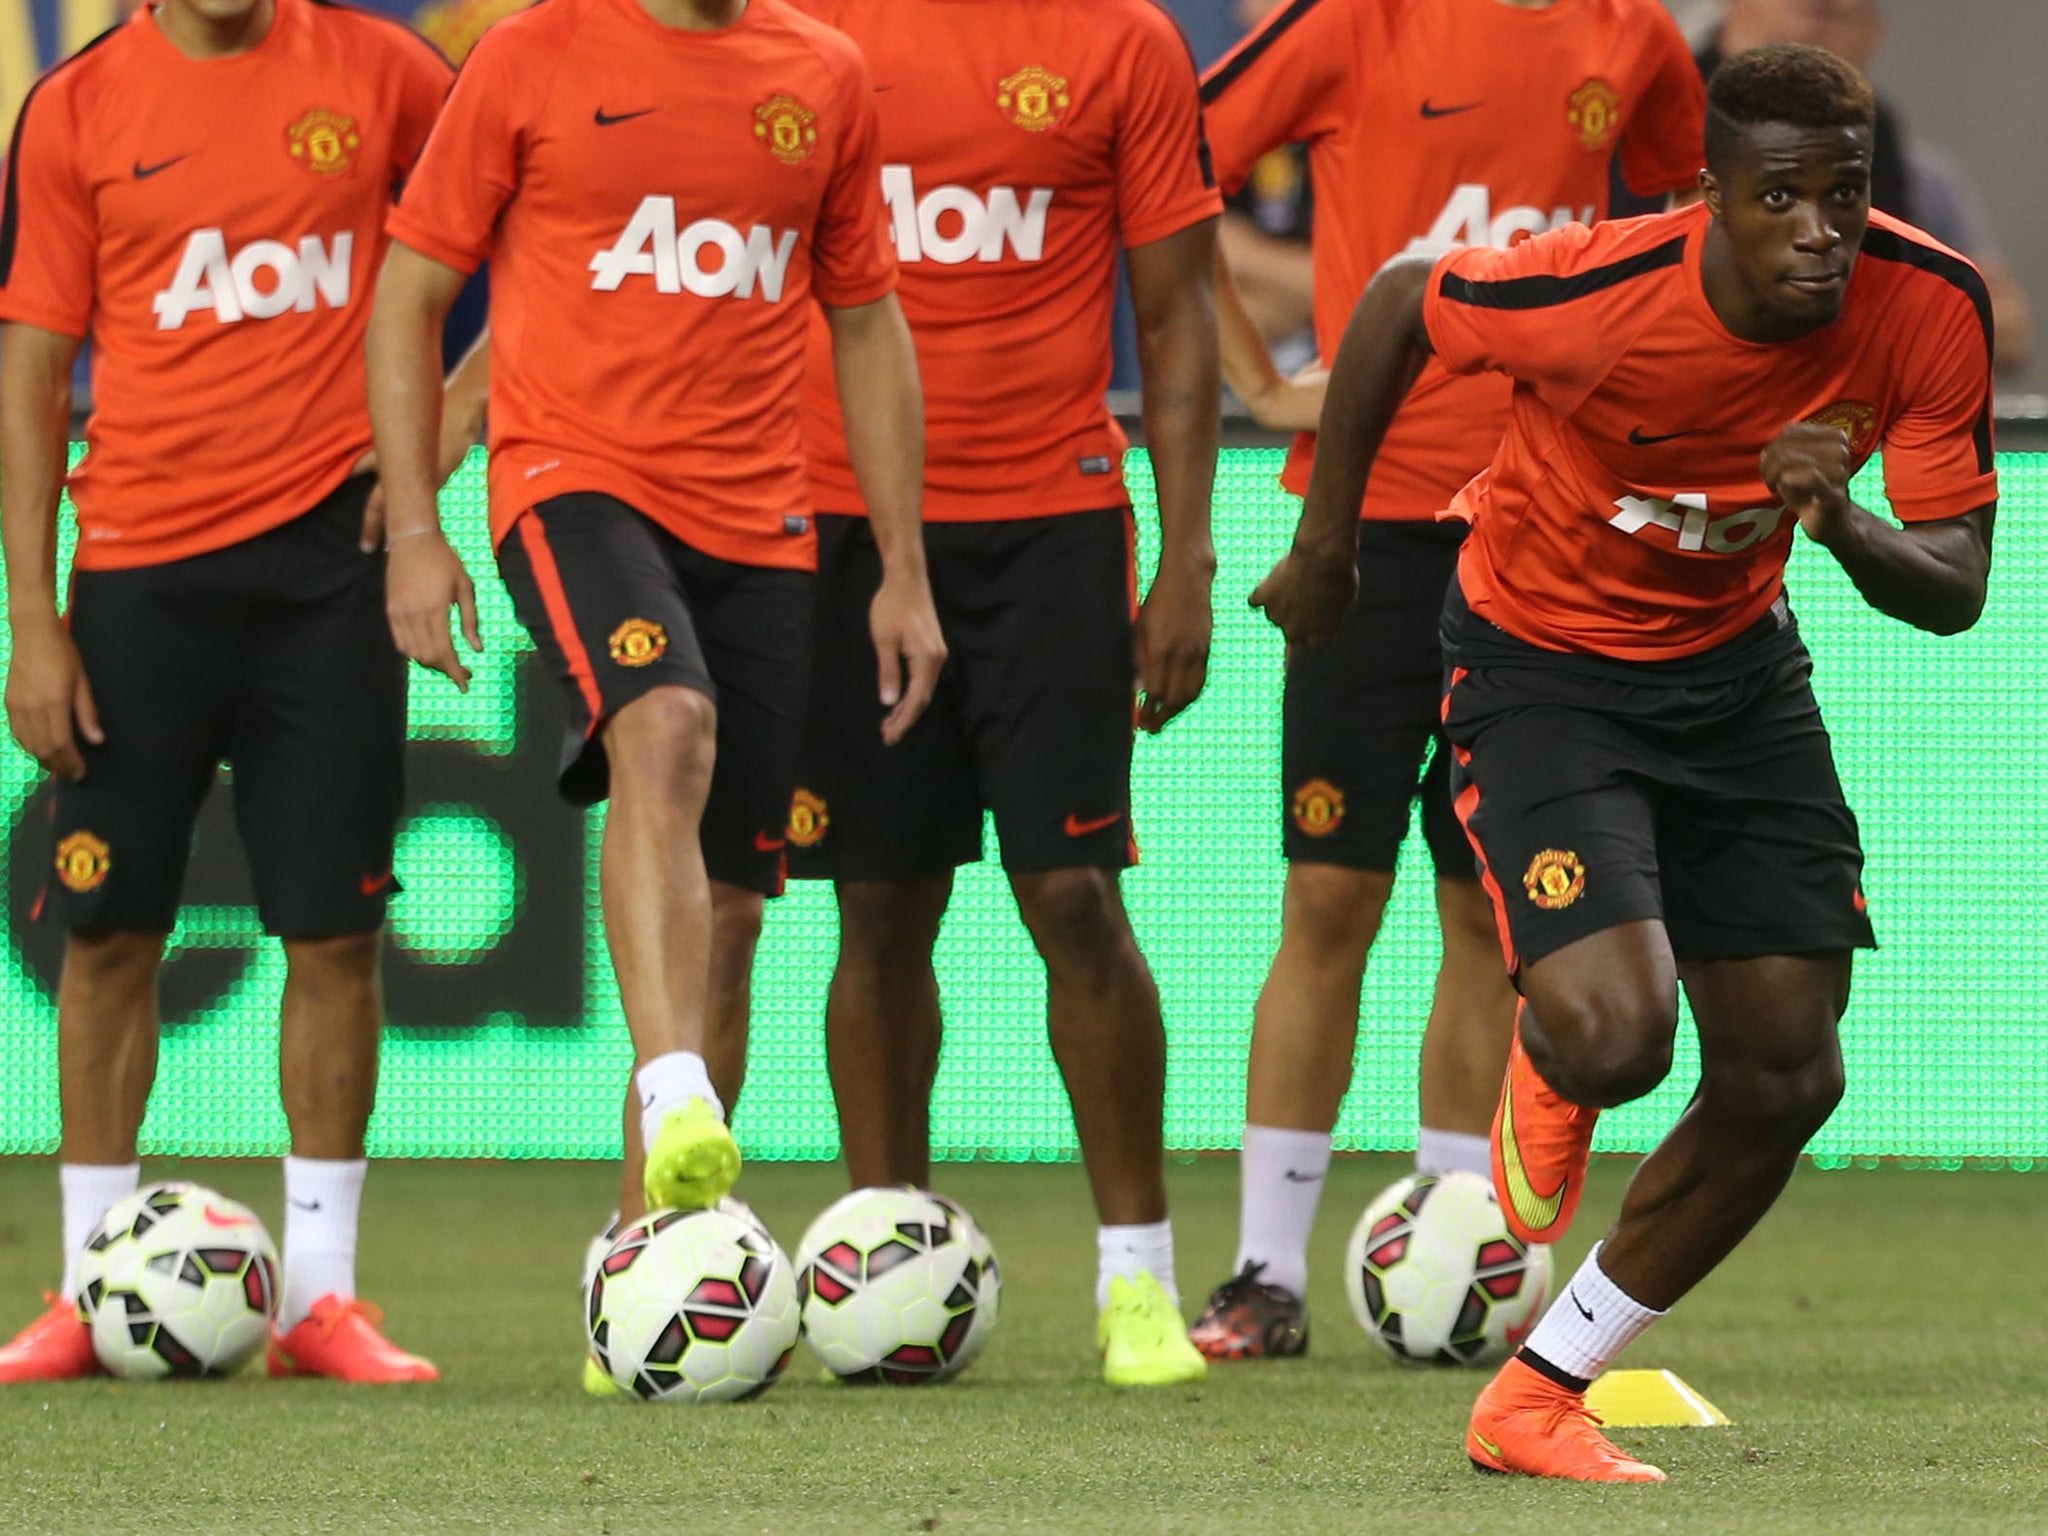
xmin=1250 ymin=253 xmax=1434 ymax=647
xmin=1766 ymin=421 xmax=1994 ymax=636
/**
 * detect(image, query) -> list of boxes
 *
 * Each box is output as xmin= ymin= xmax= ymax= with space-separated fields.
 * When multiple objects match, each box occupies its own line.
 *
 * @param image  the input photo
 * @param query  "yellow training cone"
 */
xmin=1585 ymin=1369 xmax=1730 ymax=1427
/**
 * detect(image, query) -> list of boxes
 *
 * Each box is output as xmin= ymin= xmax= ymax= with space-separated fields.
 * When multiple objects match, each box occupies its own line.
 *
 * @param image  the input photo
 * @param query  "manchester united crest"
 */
xmin=1290 ymin=779 xmax=1346 ymax=838
xmin=55 ymin=831 xmax=111 ymax=894
xmin=1566 ymin=79 xmax=1621 ymax=152
xmin=1523 ymin=848 xmax=1586 ymax=910
xmin=998 ymin=66 xmax=1071 ymax=133
xmin=787 ymin=788 xmax=830 ymax=848
xmin=754 ymin=94 xmax=819 ymax=166
xmin=1807 ymin=399 xmax=1881 ymax=458
xmin=608 ymin=618 xmax=668 ymax=668
xmin=286 ymin=109 xmax=361 ymax=177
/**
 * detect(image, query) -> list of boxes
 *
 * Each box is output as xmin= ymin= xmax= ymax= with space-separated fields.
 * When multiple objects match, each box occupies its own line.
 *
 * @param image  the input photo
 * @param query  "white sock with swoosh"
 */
xmin=1232 ymin=1123 xmax=1331 ymax=1300
xmin=280 ymin=1156 xmax=367 ymax=1330
xmin=1520 ymin=1241 xmax=1665 ymax=1387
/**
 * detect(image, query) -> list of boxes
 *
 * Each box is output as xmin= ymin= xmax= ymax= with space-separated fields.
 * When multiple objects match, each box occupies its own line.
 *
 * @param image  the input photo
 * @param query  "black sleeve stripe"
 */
xmin=0 ymin=25 xmax=122 ymax=289
xmin=1199 ymin=0 xmax=1324 ymax=107
xmin=1859 ymin=225 xmax=1997 ymax=476
xmin=1434 ymin=235 xmax=1687 ymax=312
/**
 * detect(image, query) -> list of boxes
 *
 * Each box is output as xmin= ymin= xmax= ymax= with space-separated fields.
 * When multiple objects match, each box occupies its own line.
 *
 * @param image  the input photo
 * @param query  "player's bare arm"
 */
xmin=1765 ymin=421 xmax=1994 ymax=635
xmin=1130 ymin=219 xmax=1221 ymax=733
xmin=1251 ymin=254 xmax=1434 ymax=648
xmin=1216 ymin=245 xmax=1324 ymax=435
xmin=358 ymin=330 xmax=493 ymax=553
xmin=366 ymin=241 xmax=484 ymax=691
xmin=825 ymin=292 xmax=944 ymax=745
xmin=1 ymin=322 xmax=101 ymax=782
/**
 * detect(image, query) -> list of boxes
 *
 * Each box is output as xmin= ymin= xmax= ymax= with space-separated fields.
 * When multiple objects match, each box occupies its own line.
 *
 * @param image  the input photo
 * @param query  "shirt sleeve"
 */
xmin=388 ymin=33 xmax=456 ymax=183
xmin=810 ymin=51 xmax=897 ymax=310
xmin=0 ymin=77 xmax=95 ymax=339
xmin=1423 ymin=223 xmax=1604 ymax=386
xmin=1113 ymin=5 xmax=1224 ymax=250
xmin=1882 ymin=277 xmax=1997 ymax=523
xmin=1616 ymin=7 xmax=1706 ymax=200
xmin=1199 ymin=0 xmax=1364 ymax=198
xmin=384 ymin=29 xmax=523 ymax=275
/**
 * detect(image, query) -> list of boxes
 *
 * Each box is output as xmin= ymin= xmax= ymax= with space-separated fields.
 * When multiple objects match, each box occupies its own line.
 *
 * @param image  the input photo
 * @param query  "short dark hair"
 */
xmin=1705 ymin=44 xmax=1877 ymax=171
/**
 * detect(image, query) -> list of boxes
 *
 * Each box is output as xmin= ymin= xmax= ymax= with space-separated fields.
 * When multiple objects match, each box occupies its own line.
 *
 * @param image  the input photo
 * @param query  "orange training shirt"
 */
xmin=0 ymin=0 xmax=450 ymax=569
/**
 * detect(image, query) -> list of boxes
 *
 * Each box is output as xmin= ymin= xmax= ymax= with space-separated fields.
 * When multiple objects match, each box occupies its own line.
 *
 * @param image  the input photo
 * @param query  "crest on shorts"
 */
xmin=1523 ymin=848 xmax=1586 ymax=910
xmin=753 ymin=94 xmax=819 ymax=165
xmin=286 ymin=110 xmax=361 ymax=178
xmin=787 ymin=788 xmax=829 ymax=848
xmin=55 ymin=831 xmax=111 ymax=894
xmin=1290 ymin=779 xmax=1346 ymax=838
xmin=1807 ymin=399 xmax=1881 ymax=458
xmin=998 ymin=67 xmax=1070 ymax=132
xmin=1566 ymin=79 xmax=1620 ymax=152
xmin=608 ymin=618 xmax=668 ymax=668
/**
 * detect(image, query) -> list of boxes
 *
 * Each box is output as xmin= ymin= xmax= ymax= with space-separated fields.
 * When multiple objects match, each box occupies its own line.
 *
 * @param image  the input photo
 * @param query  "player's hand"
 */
xmin=1134 ymin=558 xmax=1213 ymax=733
xmin=5 ymin=609 xmax=102 ymax=782
xmin=1244 ymin=364 xmax=1330 ymax=435
xmin=869 ymin=570 xmax=946 ymax=745
xmin=1762 ymin=422 xmax=1855 ymax=548
xmin=385 ymin=529 xmax=483 ymax=692
xmin=1249 ymin=532 xmax=1357 ymax=648
xmin=351 ymin=448 xmax=386 ymax=553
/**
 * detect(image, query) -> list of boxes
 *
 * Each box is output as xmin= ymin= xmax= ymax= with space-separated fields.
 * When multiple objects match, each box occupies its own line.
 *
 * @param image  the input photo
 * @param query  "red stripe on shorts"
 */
xmin=516 ymin=514 xmax=604 ymax=734
xmin=1442 ymin=665 xmax=1518 ymax=974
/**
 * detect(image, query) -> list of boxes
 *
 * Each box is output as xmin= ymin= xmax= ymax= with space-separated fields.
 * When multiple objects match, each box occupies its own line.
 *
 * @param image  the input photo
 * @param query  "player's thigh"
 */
xmin=495 ymin=494 xmax=712 ymax=807
xmin=43 ymin=564 xmax=236 ymax=933
xmin=958 ymin=508 xmax=1134 ymax=874
xmin=1682 ymin=951 xmax=1851 ymax=1124
xmin=786 ymin=515 xmax=979 ymax=884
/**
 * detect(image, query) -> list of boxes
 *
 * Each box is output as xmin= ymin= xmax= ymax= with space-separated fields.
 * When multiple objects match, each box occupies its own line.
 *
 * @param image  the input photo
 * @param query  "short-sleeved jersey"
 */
xmin=788 ymin=0 xmax=1220 ymax=522
xmin=0 ymin=0 xmax=450 ymax=570
xmin=1424 ymin=204 xmax=1997 ymax=661
xmin=387 ymin=0 xmax=896 ymax=567
xmin=1202 ymin=0 xmax=1703 ymax=522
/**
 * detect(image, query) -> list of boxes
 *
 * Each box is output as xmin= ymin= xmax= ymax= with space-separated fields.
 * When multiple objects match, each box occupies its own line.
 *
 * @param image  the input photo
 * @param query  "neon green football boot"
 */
xmin=641 ymin=1097 xmax=741 ymax=1213
xmin=1097 ymin=1273 xmax=1208 ymax=1388
xmin=582 ymin=1354 xmax=623 ymax=1398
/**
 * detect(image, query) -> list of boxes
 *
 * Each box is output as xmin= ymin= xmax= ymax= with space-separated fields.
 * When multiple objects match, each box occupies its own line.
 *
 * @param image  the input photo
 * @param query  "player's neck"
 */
xmin=1490 ymin=0 xmax=1563 ymax=9
xmin=150 ymin=0 xmax=276 ymax=59
xmin=1699 ymin=223 xmax=1834 ymax=345
xmin=632 ymin=0 xmax=748 ymax=30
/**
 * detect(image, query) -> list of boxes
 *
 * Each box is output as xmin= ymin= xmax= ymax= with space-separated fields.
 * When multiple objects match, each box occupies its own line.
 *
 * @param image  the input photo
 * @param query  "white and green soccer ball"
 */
xmin=75 ymin=1182 xmax=278 ymax=1379
xmin=795 ymin=1186 xmax=1001 ymax=1384
xmin=584 ymin=1206 xmax=800 ymax=1403
xmin=1345 ymin=1170 xmax=1552 ymax=1367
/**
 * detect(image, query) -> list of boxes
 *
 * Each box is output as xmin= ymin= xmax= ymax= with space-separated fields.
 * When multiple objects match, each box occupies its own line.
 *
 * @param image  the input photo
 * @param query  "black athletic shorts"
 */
xmin=1283 ymin=519 xmax=1473 ymax=876
xmin=1439 ymin=579 xmax=1877 ymax=974
xmin=40 ymin=475 xmax=404 ymax=937
xmin=788 ymin=508 xmax=1135 ymax=881
xmin=494 ymin=492 xmax=810 ymax=897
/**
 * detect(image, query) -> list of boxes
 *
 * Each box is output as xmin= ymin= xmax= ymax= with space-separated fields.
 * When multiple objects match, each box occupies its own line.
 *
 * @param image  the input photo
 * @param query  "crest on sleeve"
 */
xmin=754 ymin=95 xmax=819 ymax=166
xmin=998 ymin=67 xmax=1071 ymax=133
xmin=1806 ymin=400 xmax=1881 ymax=458
xmin=286 ymin=110 xmax=361 ymax=177
xmin=1565 ymin=79 xmax=1620 ymax=152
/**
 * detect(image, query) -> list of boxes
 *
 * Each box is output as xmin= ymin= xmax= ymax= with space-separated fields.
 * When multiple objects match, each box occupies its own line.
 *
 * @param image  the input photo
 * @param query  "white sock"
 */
xmin=1521 ymin=1241 xmax=1666 ymax=1386
xmin=1416 ymin=1127 xmax=1491 ymax=1178
xmin=280 ymin=1157 xmax=367 ymax=1330
xmin=1096 ymin=1220 xmax=1176 ymax=1311
xmin=636 ymin=1051 xmax=723 ymax=1155
xmin=59 ymin=1163 xmax=139 ymax=1299
xmin=1232 ymin=1123 xmax=1331 ymax=1299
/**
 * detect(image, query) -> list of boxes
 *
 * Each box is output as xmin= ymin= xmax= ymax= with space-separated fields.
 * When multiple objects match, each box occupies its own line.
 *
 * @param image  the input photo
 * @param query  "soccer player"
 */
xmin=1256 ymin=44 xmax=1995 ymax=1480
xmin=365 ymin=0 xmax=944 ymax=1377
xmin=782 ymin=0 xmax=1222 ymax=1385
xmin=1189 ymin=0 xmax=1706 ymax=1358
xmin=0 ymin=0 xmax=464 ymax=1383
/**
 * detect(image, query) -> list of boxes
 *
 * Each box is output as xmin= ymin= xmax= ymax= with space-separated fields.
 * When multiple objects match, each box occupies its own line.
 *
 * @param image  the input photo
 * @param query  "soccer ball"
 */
xmin=74 ymin=1182 xmax=278 ymax=1379
xmin=580 ymin=1198 xmax=770 ymax=1294
xmin=795 ymin=1185 xmax=1001 ymax=1384
xmin=584 ymin=1206 xmax=800 ymax=1403
xmin=1344 ymin=1170 xmax=1552 ymax=1367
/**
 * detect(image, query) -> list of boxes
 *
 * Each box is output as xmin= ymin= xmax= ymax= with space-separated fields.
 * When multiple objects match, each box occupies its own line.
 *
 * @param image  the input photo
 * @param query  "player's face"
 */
xmin=1706 ymin=123 xmax=1873 ymax=333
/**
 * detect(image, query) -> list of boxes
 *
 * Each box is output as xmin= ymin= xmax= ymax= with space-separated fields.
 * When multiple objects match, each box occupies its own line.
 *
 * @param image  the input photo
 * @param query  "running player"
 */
xmin=783 ymin=0 xmax=1221 ymax=1385
xmin=1257 ymin=44 xmax=1994 ymax=1481
xmin=0 ymin=0 xmax=463 ymax=1383
xmin=366 ymin=0 xmax=943 ymax=1391
xmin=1190 ymin=0 xmax=1705 ymax=1359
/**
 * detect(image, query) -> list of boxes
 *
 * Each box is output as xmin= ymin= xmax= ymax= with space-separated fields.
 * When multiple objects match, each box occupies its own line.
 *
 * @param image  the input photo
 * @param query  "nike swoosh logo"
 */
xmin=1063 ymin=812 xmax=1122 ymax=837
xmin=199 ymin=1205 xmax=246 ymax=1229
xmin=360 ymin=870 xmax=394 ymax=896
xmin=133 ymin=154 xmax=191 ymax=180
xmin=288 ymin=1199 xmax=323 ymax=1212
xmin=1498 ymin=1089 xmax=1567 ymax=1233
xmin=594 ymin=107 xmax=657 ymax=127
xmin=1627 ymin=426 xmax=1702 ymax=446
xmin=753 ymin=831 xmax=787 ymax=853
xmin=1420 ymin=100 xmax=1482 ymax=120
xmin=1473 ymin=1431 xmax=1504 ymax=1460
xmin=1569 ymin=1286 xmax=1595 ymax=1323
xmin=1281 ymin=1170 xmax=1323 ymax=1184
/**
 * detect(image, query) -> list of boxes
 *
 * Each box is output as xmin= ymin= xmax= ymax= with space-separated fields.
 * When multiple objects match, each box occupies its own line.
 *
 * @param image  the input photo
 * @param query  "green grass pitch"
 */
xmin=2 ymin=1155 xmax=2044 ymax=1535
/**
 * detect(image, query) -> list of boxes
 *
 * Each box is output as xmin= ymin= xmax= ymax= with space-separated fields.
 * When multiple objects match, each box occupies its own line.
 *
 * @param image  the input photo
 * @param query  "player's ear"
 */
xmin=1699 ymin=170 xmax=1723 ymax=219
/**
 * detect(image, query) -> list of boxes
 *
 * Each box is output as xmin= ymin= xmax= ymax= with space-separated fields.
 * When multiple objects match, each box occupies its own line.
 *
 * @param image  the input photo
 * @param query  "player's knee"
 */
xmin=1526 ymin=986 xmax=1677 ymax=1108
xmin=1718 ymin=1036 xmax=1846 ymax=1144
xmin=710 ymin=884 xmax=765 ymax=953
xmin=1012 ymin=867 xmax=1130 ymax=969
xmin=62 ymin=929 xmax=167 ymax=994
xmin=1281 ymin=863 xmax=1392 ymax=961
xmin=605 ymin=686 xmax=717 ymax=799
xmin=836 ymin=880 xmax=947 ymax=971
xmin=281 ymin=930 xmax=381 ymax=983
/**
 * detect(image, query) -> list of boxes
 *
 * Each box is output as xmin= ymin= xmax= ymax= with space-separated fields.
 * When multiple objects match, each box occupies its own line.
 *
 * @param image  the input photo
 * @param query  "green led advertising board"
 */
xmin=2 ymin=449 xmax=2042 ymax=1165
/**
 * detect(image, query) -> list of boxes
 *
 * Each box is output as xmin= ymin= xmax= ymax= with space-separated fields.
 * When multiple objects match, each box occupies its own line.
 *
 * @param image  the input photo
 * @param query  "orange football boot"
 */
xmin=1491 ymin=1004 xmax=1598 ymax=1245
xmin=1466 ymin=1355 xmax=1666 ymax=1483
xmin=267 ymin=1296 xmax=439 ymax=1383
xmin=0 ymin=1294 xmax=103 ymax=1383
